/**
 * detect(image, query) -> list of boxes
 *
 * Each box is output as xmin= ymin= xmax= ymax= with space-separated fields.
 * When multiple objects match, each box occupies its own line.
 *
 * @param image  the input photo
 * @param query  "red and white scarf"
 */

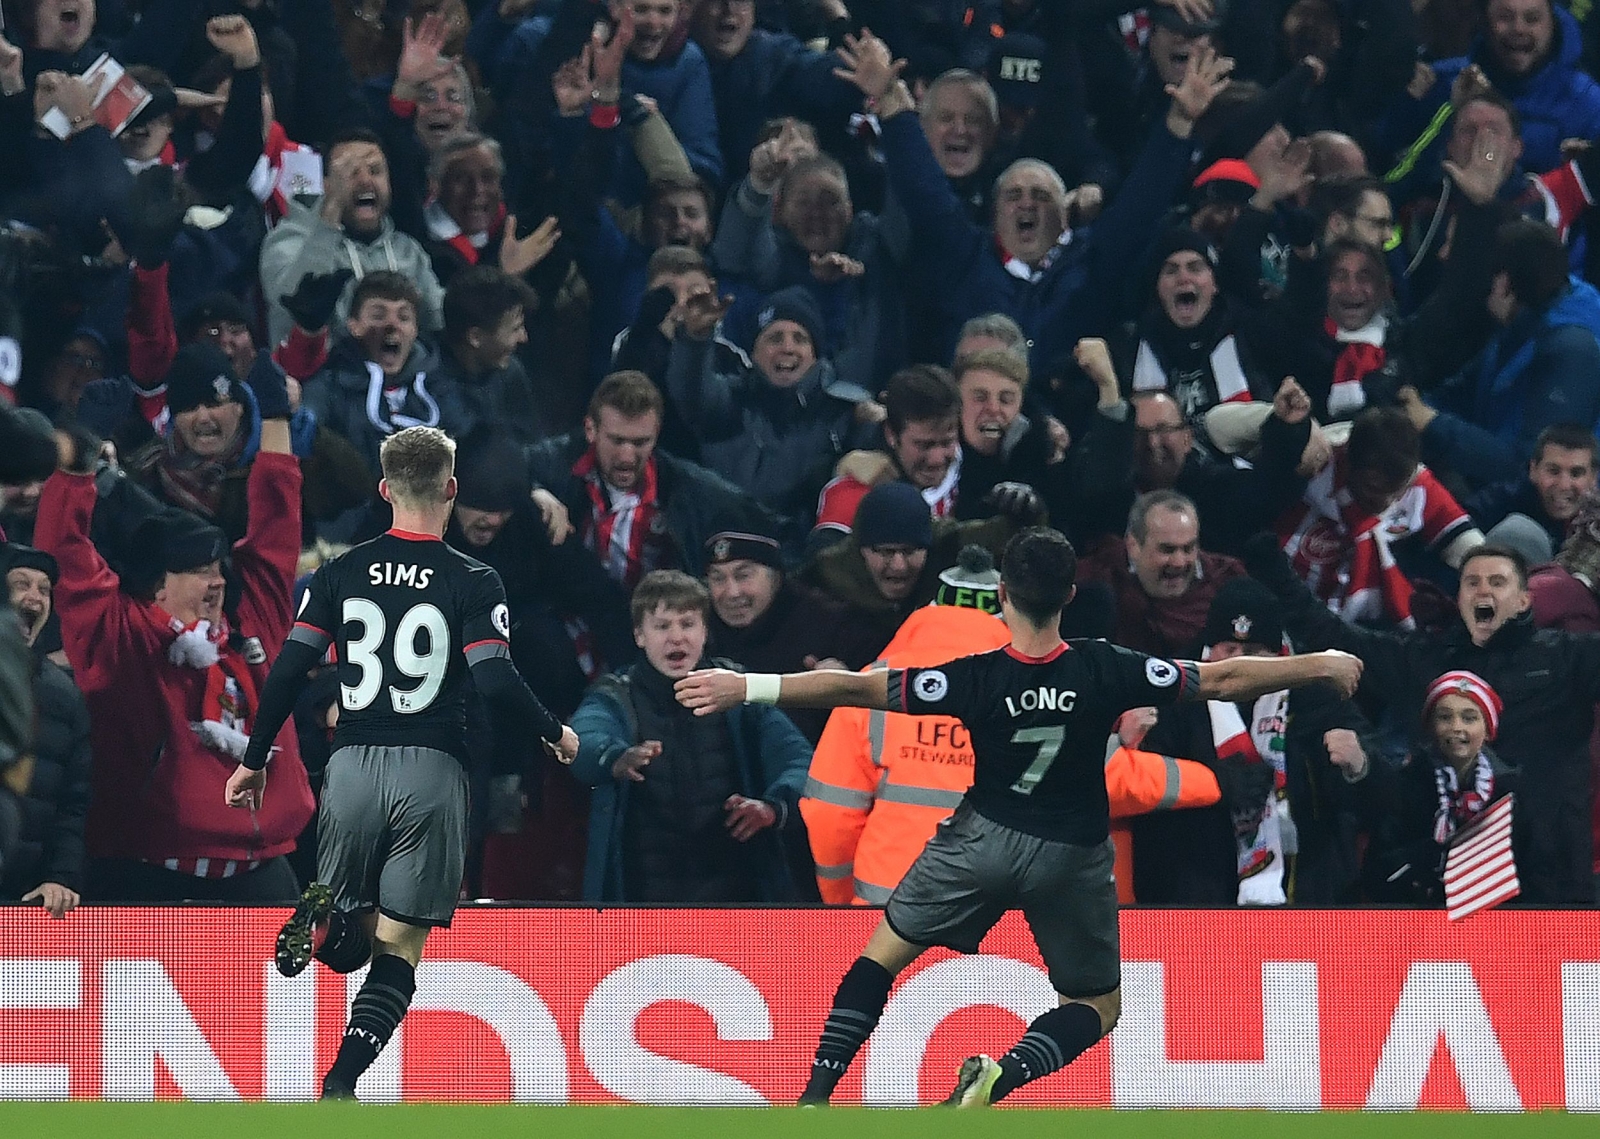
xmin=1206 ymin=672 xmax=1293 ymax=905
xmin=248 ymin=122 xmax=323 ymax=225
xmin=164 ymin=613 xmax=259 ymax=762
xmin=1434 ymin=755 xmax=1496 ymax=844
xmin=995 ymin=230 xmax=1072 ymax=283
xmin=424 ymin=200 xmax=507 ymax=268
xmin=1273 ymin=451 xmax=1465 ymax=627
xmin=1322 ymin=314 xmax=1388 ymax=420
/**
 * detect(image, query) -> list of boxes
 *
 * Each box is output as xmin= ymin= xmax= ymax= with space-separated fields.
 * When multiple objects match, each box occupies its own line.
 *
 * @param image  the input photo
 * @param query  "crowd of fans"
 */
xmin=1 ymin=0 xmax=1599 ymax=913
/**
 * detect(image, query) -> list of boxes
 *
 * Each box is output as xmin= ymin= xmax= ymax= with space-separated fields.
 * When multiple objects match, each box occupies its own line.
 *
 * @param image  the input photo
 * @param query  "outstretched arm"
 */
xmin=676 ymin=667 xmax=889 ymax=716
xmin=1194 ymin=650 xmax=1362 ymax=704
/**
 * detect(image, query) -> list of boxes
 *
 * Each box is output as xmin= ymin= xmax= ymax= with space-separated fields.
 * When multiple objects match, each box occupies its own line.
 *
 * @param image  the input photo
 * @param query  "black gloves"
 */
xmin=113 ymin=166 xmax=187 ymax=269
xmin=245 ymin=350 xmax=291 ymax=420
xmin=1215 ymin=755 xmax=1277 ymax=820
xmin=280 ymin=268 xmax=355 ymax=332
xmin=74 ymin=377 xmax=133 ymax=439
xmin=987 ymin=480 xmax=1044 ymax=522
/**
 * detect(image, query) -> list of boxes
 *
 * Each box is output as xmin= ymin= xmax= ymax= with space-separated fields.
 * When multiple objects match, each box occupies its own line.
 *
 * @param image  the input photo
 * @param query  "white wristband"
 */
xmin=745 ymin=673 xmax=781 ymax=705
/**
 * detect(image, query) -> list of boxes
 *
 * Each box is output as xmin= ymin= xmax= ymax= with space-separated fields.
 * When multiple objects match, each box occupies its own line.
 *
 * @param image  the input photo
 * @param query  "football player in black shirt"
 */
xmin=224 ymin=426 xmax=578 ymax=1100
xmin=677 ymin=527 xmax=1360 ymax=1107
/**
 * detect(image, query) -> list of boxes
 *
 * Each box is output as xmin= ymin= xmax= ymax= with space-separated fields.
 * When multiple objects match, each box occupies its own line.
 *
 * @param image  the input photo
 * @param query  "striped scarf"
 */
xmin=1207 ymin=684 xmax=1293 ymax=905
xmin=1434 ymin=756 xmax=1496 ymax=845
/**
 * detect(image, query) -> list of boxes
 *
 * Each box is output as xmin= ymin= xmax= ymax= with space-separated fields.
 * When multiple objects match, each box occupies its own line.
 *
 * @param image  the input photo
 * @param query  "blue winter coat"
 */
xmin=1424 ymin=278 xmax=1600 ymax=487
xmin=569 ymin=665 xmax=811 ymax=902
xmin=878 ymin=109 xmax=1191 ymax=374
xmin=1383 ymin=6 xmax=1600 ymax=176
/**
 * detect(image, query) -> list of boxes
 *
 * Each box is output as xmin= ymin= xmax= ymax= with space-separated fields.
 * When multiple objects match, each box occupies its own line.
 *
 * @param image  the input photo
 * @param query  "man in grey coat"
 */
xmin=260 ymin=129 xmax=446 ymax=346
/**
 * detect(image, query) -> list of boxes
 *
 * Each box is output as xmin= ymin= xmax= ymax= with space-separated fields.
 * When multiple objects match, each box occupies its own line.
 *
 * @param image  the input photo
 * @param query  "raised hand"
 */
xmin=1272 ymin=376 xmax=1312 ymax=424
xmin=551 ymin=51 xmax=591 ymax=116
xmin=206 ymin=14 xmax=262 ymax=70
xmin=281 ymin=267 xmax=356 ymax=332
xmin=500 ymin=213 xmax=561 ymax=277
xmin=678 ymin=287 xmax=733 ymax=340
xmin=1074 ymin=337 xmax=1118 ymax=396
xmin=531 ymin=486 xmax=575 ymax=545
xmin=0 ymin=34 xmax=25 ymax=97
xmin=592 ymin=5 xmax=634 ymax=102
xmin=1442 ymin=119 xmax=1514 ymax=206
xmin=749 ymin=119 xmax=817 ymax=195
xmin=833 ymin=29 xmax=905 ymax=101
xmin=1165 ymin=44 xmax=1234 ymax=136
xmin=1450 ymin=63 xmax=1491 ymax=109
xmin=1254 ymin=136 xmax=1312 ymax=206
xmin=809 ymin=251 xmax=864 ymax=283
xmin=396 ymin=10 xmax=453 ymax=94
xmin=1323 ymin=728 xmax=1368 ymax=777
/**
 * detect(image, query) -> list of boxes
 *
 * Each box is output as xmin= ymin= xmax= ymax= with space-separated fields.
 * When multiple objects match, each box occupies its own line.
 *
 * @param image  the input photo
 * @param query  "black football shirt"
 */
xmin=290 ymin=529 xmax=515 ymax=762
xmin=888 ymin=640 xmax=1201 ymax=844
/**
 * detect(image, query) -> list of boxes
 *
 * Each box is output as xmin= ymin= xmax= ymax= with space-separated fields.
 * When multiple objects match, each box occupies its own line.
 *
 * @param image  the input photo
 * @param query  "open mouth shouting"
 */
xmin=376 ymin=330 xmax=407 ymax=371
xmin=1169 ymin=287 xmax=1204 ymax=324
xmin=1470 ymin=601 xmax=1498 ymax=631
xmin=349 ymin=189 xmax=383 ymax=226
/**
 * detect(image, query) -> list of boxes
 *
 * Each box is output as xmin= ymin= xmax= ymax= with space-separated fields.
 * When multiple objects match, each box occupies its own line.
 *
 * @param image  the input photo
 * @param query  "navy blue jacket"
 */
xmin=703 ymin=29 xmax=862 ymax=185
xmin=878 ymin=107 xmax=1191 ymax=374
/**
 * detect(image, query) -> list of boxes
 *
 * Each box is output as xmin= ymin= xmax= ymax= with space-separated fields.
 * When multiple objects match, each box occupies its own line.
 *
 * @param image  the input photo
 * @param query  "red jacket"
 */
xmin=35 ymin=452 xmax=314 ymax=863
xmin=1077 ymin=534 xmax=1248 ymax=658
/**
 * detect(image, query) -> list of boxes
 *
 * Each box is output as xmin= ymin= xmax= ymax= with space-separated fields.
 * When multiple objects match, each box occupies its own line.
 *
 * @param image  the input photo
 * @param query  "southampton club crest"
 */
xmin=1232 ymin=614 xmax=1252 ymax=640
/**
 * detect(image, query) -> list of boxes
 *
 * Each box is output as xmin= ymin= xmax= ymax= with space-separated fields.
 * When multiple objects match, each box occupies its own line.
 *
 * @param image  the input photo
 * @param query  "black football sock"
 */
xmin=799 ymin=957 xmax=894 ymax=1104
xmin=322 ymin=953 xmax=416 ymax=1094
xmin=314 ymin=911 xmax=374 ymax=974
xmin=990 ymin=1002 xmax=1105 ymax=1102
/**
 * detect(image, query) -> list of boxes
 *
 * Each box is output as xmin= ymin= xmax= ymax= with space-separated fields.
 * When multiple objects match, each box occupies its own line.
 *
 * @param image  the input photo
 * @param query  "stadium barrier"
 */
xmin=0 ymin=906 xmax=1595 ymax=1108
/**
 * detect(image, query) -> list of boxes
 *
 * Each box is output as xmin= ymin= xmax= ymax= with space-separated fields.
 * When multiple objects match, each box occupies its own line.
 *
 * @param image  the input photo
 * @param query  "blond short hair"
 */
xmin=953 ymin=347 xmax=1030 ymax=391
xmin=380 ymin=426 xmax=458 ymax=506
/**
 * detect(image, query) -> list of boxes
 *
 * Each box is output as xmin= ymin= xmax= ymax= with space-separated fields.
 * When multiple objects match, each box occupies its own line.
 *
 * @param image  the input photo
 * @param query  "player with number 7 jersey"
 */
xmin=675 ymin=527 xmax=1363 ymax=1108
xmin=223 ymin=427 xmax=578 ymax=1101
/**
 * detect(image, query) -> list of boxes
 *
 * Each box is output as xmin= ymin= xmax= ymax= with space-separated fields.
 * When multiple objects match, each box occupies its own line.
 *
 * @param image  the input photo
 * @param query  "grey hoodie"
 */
xmin=259 ymin=198 xmax=445 ymax=346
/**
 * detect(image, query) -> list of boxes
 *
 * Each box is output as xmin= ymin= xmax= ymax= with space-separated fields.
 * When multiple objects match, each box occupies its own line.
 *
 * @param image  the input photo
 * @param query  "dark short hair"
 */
xmin=1000 ymin=527 xmax=1077 ymax=625
xmin=630 ymin=569 xmax=710 ymax=628
xmin=1456 ymin=89 xmax=1524 ymax=141
xmin=589 ymin=370 xmax=664 ymax=422
xmin=350 ymin=270 xmax=422 ymax=314
xmin=1345 ymin=407 xmax=1419 ymax=485
xmin=1323 ymin=237 xmax=1390 ymax=287
xmin=1532 ymin=423 xmax=1600 ymax=466
xmin=192 ymin=51 xmax=273 ymax=95
xmin=884 ymin=364 xmax=960 ymax=434
xmin=1491 ymin=217 xmax=1569 ymax=312
xmin=1307 ymin=174 xmax=1384 ymax=231
xmin=1128 ymin=489 xmax=1198 ymax=543
xmin=443 ymin=266 xmax=535 ymax=343
xmin=645 ymin=244 xmax=710 ymax=284
xmin=1459 ymin=542 xmax=1530 ymax=590
xmin=327 ymin=128 xmax=387 ymax=161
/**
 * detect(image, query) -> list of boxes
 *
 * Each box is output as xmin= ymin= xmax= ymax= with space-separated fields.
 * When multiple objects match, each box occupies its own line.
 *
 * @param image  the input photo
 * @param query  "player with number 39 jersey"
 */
xmin=291 ymin=532 xmax=525 ymax=762
xmin=223 ymin=427 xmax=577 ymax=1102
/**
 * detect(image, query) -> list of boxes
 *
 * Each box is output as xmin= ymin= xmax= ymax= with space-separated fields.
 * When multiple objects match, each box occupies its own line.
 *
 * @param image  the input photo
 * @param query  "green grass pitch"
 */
xmin=0 ymin=1105 xmax=1592 ymax=1139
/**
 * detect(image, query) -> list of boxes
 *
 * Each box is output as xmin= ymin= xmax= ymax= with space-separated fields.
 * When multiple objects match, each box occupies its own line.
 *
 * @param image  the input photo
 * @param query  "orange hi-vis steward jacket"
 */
xmin=801 ymin=604 xmax=1225 ymax=904
xmin=1106 ymin=740 xmax=1222 ymax=903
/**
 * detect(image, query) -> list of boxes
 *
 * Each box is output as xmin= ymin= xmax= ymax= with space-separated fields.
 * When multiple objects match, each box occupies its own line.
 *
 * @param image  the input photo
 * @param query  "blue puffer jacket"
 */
xmin=1424 ymin=278 xmax=1600 ymax=487
xmin=1384 ymin=6 xmax=1600 ymax=176
xmin=570 ymin=664 xmax=811 ymax=902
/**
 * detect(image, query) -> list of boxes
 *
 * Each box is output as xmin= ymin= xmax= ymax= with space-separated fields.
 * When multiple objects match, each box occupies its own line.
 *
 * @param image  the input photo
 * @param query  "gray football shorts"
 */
xmin=884 ymin=802 xmax=1121 ymax=997
xmin=317 ymin=744 xmax=468 ymax=927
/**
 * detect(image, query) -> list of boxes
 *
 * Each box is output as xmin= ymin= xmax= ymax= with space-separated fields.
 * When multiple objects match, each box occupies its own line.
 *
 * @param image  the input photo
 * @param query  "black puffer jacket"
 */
xmin=1 ymin=654 xmax=91 ymax=899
